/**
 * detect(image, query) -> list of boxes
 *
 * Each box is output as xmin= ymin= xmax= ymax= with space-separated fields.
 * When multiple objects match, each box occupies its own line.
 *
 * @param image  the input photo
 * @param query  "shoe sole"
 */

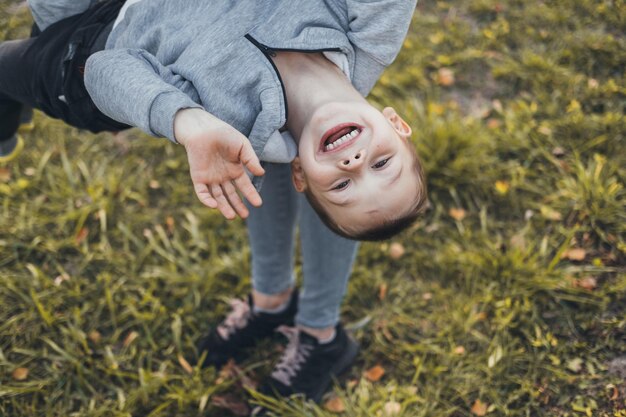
xmin=0 ymin=135 xmax=24 ymax=164
xmin=310 ymin=336 xmax=360 ymax=404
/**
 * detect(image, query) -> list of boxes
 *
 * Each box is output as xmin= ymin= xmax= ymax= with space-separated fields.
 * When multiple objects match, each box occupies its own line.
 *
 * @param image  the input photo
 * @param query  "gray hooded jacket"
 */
xmin=28 ymin=0 xmax=417 ymax=162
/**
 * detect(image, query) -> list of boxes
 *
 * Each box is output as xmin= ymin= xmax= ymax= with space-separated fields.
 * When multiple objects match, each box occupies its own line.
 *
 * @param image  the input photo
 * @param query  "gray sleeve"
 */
xmin=27 ymin=0 xmax=97 ymax=31
xmin=85 ymin=48 xmax=202 ymax=142
xmin=341 ymin=0 xmax=418 ymax=95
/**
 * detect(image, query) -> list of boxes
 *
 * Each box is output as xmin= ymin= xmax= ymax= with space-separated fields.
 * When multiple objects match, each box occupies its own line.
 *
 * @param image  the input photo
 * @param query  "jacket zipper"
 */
xmin=245 ymin=34 xmax=341 ymax=124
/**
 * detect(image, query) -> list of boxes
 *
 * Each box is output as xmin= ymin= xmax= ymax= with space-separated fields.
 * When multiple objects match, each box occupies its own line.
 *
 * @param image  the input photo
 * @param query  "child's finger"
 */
xmin=222 ymin=181 xmax=249 ymax=219
xmin=234 ymin=173 xmax=262 ymax=207
xmin=210 ymin=184 xmax=237 ymax=220
xmin=194 ymin=182 xmax=218 ymax=209
xmin=239 ymin=141 xmax=265 ymax=176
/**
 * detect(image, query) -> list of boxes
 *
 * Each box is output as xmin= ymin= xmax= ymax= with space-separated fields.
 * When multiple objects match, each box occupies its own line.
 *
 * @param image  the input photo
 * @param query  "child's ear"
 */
xmin=291 ymin=157 xmax=307 ymax=193
xmin=383 ymin=107 xmax=412 ymax=140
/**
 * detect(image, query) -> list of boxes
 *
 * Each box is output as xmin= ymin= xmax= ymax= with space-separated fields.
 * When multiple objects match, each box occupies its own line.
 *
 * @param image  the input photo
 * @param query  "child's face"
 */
xmin=292 ymin=104 xmax=418 ymax=232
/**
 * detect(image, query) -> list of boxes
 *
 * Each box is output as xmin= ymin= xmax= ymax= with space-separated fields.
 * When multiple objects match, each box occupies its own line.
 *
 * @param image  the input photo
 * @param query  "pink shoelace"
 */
xmin=217 ymin=298 xmax=252 ymax=341
xmin=271 ymin=326 xmax=314 ymax=386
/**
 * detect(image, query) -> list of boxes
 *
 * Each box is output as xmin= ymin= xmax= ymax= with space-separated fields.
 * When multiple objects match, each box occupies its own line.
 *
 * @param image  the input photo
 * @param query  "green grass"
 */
xmin=1 ymin=0 xmax=625 ymax=416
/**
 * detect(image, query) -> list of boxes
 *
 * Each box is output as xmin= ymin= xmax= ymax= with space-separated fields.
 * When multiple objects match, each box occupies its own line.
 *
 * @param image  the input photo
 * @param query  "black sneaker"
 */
xmin=197 ymin=289 xmax=298 ymax=368
xmin=0 ymin=135 xmax=24 ymax=164
xmin=252 ymin=323 xmax=359 ymax=414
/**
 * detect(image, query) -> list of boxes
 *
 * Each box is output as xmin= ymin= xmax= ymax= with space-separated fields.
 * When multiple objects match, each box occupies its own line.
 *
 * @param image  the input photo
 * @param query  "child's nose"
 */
xmin=339 ymin=150 xmax=366 ymax=170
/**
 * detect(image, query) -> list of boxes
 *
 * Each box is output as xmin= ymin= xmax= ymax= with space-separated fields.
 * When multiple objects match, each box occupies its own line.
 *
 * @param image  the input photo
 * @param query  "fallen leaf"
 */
xmin=567 ymin=357 xmax=583 ymax=373
xmin=588 ymin=78 xmax=599 ymax=89
xmin=123 ymin=331 xmax=139 ymax=348
xmin=88 ymin=330 xmax=102 ymax=344
xmin=383 ymin=401 xmax=402 ymax=416
xmin=211 ymin=394 xmax=249 ymax=416
xmin=54 ymin=273 xmax=70 ymax=286
xmin=12 ymin=368 xmax=29 ymax=381
xmin=364 ymin=365 xmax=385 ymax=382
xmin=471 ymin=399 xmax=488 ymax=416
xmin=422 ymin=292 xmax=433 ymax=301
xmin=449 ymin=208 xmax=466 ymax=221
xmin=324 ymin=395 xmax=346 ymax=413
xmin=487 ymin=118 xmax=501 ymax=129
xmin=437 ymin=68 xmax=455 ymax=86
xmin=389 ymin=243 xmax=405 ymax=260
xmin=75 ymin=227 xmax=89 ymax=244
xmin=494 ymin=180 xmax=509 ymax=195
xmin=178 ymin=354 xmax=193 ymax=374
xmin=538 ymin=126 xmax=553 ymax=136
xmin=551 ymin=146 xmax=565 ymax=157
xmin=378 ymin=283 xmax=388 ymax=301
xmin=454 ymin=346 xmax=466 ymax=355
xmin=562 ymin=248 xmax=586 ymax=261
xmin=149 ymin=179 xmax=160 ymax=189
xmin=24 ymin=167 xmax=36 ymax=176
xmin=475 ymin=312 xmax=488 ymax=321
xmin=577 ymin=276 xmax=597 ymax=291
xmin=166 ymin=216 xmax=175 ymax=234
xmin=0 ymin=168 xmax=11 ymax=182
xmin=539 ymin=206 xmax=562 ymax=221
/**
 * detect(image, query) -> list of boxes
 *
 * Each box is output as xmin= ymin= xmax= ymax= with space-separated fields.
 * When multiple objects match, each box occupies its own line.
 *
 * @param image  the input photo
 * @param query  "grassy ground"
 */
xmin=1 ymin=0 xmax=625 ymax=416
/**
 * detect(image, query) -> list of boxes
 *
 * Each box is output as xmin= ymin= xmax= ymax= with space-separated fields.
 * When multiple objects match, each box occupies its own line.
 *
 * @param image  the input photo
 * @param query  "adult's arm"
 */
xmin=27 ymin=0 xmax=98 ymax=31
xmin=340 ymin=0 xmax=418 ymax=95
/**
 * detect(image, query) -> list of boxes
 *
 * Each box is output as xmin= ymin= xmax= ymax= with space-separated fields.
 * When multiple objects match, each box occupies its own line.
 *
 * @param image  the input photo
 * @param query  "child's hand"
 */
xmin=174 ymin=108 xmax=265 ymax=220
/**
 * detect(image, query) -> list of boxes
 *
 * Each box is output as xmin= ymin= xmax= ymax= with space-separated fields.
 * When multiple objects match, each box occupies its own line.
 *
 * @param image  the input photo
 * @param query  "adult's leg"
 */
xmin=0 ymin=38 xmax=39 ymax=141
xmin=246 ymin=163 xmax=299 ymax=298
xmin=296 ymin=197 xmax=359 ymax=330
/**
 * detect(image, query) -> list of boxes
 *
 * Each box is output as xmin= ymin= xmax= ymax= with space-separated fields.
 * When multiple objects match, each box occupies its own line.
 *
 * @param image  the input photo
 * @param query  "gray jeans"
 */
xmin=246 ymin=163 xmax=359 ymax=329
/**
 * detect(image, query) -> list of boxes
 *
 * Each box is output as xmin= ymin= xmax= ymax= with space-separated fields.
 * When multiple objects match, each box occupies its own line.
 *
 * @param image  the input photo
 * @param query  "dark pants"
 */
xmin=0 ymin=0 xmax=128 ymax=141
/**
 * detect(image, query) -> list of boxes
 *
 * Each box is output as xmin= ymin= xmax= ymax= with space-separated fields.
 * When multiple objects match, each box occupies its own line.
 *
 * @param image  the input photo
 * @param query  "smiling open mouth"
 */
xmin=321 ymin=124 xmax=362 ymax=153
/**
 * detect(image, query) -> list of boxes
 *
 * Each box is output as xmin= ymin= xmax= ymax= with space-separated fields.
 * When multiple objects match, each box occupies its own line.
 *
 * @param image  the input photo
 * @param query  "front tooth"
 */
xmin=350 ymin=130 xmax=358 ymax=137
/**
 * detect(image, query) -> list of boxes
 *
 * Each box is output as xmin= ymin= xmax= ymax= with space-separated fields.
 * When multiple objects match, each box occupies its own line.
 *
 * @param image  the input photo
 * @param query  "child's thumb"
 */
xmin=240 ymin=141 xmax=265 ymax=176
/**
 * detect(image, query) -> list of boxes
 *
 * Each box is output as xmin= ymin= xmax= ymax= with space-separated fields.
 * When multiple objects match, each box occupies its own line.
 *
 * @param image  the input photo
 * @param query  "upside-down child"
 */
xmin=0 ymin=0 xmax=427 ymax=408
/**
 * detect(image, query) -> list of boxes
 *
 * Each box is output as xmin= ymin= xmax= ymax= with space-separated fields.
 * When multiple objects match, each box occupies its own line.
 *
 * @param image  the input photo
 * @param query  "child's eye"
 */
xmin=332 ymin=180 xmax=350 ymax=190
xmin=372 ymin=158 xmax=390 ymax=169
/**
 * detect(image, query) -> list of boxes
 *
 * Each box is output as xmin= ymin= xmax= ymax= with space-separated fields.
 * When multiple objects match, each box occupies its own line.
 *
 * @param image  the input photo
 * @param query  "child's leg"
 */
xmin=246 ymin=163 xmax=299 ymax=299
xmin=296 ymin=196 xmax=359 ymax=332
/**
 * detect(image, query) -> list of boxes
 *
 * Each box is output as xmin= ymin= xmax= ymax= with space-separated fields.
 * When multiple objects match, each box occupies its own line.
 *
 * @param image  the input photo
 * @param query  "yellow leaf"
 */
xmin=449 ymin=208 xmax=466 ymax=221
xmin=324 ymin=396 xmax=346 ymax=413
xmin=364 ymin=365 xmax=386 ymax=382
xmin=471 ymin=399 xmax=488 ymax=416
xmin=566 ymin=100 xmax=581 ymax=113
xmin=494 ymin=180 xmax=510 ymax=195
xmin=12 ymin=368 xmax=29 ymax=381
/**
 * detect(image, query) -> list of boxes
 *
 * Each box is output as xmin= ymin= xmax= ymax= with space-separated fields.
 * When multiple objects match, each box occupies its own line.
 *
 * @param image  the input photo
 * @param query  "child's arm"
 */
xmin=85 ymin=49 xmax=264 ymax=219
xmin=339 ymin=0 xmax=418 ymax=95
xmin=174 ymin=108 xmax=265 ymax=220
xmin=27 ymin=0 xmax=98 ymax=31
